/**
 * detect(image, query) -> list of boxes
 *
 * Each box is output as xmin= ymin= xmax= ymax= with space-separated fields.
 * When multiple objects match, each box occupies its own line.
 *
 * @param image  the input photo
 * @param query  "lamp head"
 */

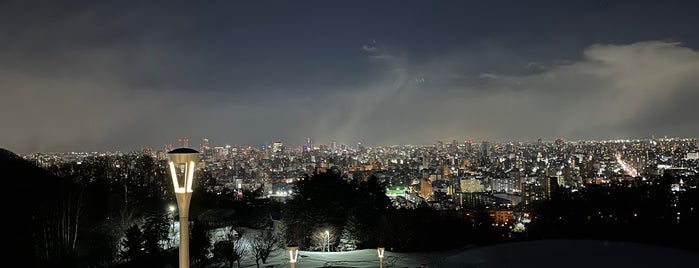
xmin=287 ymin=246 xmax=299 ymax=263
xmin=167 ymin=148 xmax=199 ymax=163
xmin=377 ymin=247 xmax=385 ymax=258
xmin=167 ymin=148 xmax=199 ymax=193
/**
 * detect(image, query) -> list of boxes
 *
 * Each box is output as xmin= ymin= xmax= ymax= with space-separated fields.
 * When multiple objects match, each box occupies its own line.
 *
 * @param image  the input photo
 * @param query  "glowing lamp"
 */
xmin=288 ymin=246 xmax=299 ymax=268
xmin=167 ymin=148 xmax=199 ymax=268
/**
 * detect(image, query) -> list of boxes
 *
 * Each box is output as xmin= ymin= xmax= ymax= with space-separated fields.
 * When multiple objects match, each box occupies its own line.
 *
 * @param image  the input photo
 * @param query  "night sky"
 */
xmin=2 ymin=0 xmax=699 ymax=154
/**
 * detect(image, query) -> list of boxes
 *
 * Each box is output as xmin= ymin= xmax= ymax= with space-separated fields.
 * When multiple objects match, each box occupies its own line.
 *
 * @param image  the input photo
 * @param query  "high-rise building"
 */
xmin=491 ymin=178 xmax=517 ymax=193
xmin=481 ymin=141 xmax=491 ymax=157
xmin=420 ymin=178 xmax=433 ymax=199
xmin=436 ymin=141 xmax=444 ymax=150
xmin=200 ymin=138 xmax=210 ymax=155
xmin=520 ymin=176 xmax=558 ymax=205
xmin=165 ymin=142 xmax=174 ymax=152
xmin=306 ymin=137 xmax=312 ymax=152
xmin=178 ymin=138 xmax=189 ymax=148
xmin=273 ymin=140 xmax=284 ymax=153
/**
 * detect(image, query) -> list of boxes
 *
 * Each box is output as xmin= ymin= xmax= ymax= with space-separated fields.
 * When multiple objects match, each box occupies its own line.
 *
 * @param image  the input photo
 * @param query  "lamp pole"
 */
xmin=167 ymin=148 xmax=199 ymax=268
xmin=377 ymin=247 xmax=385 ymax=268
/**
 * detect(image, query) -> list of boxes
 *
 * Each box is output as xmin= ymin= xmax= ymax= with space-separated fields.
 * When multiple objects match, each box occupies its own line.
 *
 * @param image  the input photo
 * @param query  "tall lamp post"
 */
xmin=167 ymin=148 xmax=199 ymax=268
xmin=377 ymin=247 xmax=385 ymax=268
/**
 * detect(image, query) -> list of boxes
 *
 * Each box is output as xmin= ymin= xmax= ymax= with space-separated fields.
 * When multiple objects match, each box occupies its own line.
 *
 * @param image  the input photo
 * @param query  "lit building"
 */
xmin=481 ymin=141 xmax=491 ymax=158
xmin=488 ymin=209 xmax=513 ymax=226
xmin=273 ymin=140 xmax=284 ymax=153
xmin=460 ymin=178 xmax=484 ymax=193
xmin=200 ymin=138 xmax=209 ymax=155
xmin=464 ymin=139 xmax=473 ymax=152
xmin=491 ymin=178 xmax=517 ymax=193
xmin=520 ymin=177 xmax=557 ymax=205
xmin=420 ymin=178 xmax=433 ymax=199
xmin=178 ymin=138 xmax=189 ymax=148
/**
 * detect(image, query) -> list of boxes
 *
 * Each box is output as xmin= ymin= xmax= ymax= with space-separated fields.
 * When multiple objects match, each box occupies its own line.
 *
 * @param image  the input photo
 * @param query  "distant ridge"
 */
xmin=1 ymin=148 xmax=58 ymax=185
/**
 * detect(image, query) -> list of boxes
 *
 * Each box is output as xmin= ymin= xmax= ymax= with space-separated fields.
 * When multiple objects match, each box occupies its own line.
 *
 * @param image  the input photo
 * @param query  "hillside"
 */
xmin=1 ymin=148 xmax=67 ymax=264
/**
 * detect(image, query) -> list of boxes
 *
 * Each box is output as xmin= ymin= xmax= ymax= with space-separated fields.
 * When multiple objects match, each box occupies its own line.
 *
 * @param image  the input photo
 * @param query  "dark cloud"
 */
xmin=1 ymin=1 xmax=699 ymax=153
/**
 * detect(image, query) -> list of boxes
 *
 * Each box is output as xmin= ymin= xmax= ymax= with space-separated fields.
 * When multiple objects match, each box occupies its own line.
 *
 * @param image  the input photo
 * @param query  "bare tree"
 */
xmin=37 ymin=184 xmax=87 ymax=262
xmin=213 ymin=228 xmax=247 ymax=268
xmin=250 ymin=229 xmax=281 ymax=268
xmin=310 ymin=227 xmax=337 ymax=252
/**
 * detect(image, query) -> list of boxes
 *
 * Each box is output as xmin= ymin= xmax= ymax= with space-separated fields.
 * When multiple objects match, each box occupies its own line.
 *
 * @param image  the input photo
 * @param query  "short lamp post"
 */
xmin=287 ymin=246 xmax=299 ymax=268
xmin=167 ymin=148 xmax=199 ymax=268
xmin=377 ymin=247 xmax=385 ymax=268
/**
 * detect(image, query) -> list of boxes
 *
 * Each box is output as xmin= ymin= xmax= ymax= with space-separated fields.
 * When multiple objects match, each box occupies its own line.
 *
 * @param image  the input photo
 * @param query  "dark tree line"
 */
xmin=283 ymin=169 xmax=391 ymax=250
xmin=4 ymin=149 xmax=181 ymax=267
xmin=282 ymin=169 xmax=506 ymax=252
xmin=4 ymin=148 xmax=88 ymax=266
xmin=525 ymin=175 xmax=699 ymax=250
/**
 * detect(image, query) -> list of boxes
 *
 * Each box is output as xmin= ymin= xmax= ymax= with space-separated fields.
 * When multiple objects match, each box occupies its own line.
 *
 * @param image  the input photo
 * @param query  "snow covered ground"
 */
xmin=213 ymin=239 xmax=699 ymax=268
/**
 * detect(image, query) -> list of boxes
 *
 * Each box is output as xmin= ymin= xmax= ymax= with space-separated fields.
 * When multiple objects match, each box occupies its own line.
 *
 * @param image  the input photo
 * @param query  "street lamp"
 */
xmin=325 ymin=230 xmax=330 ymax=252
xmin=167 ymin=148 xmax=199 ymax=268
xmin=377 ymin=247 xmax=385 ymax=268
xmin=287 ymin=246 xmax=299 ymax=268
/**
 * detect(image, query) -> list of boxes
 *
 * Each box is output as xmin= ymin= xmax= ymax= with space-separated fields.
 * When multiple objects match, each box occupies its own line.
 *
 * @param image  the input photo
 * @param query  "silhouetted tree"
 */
xmin=143 ymin=213 xmax=170 ymax=258
xmin=79 ymin=221 xmax=120 ymax=267
xmin=352 ymin=175 xmax=391 ymax=247
xmin=120 ymin=224 xmax=145 ymax=263
xmin=284 ymin=170 xmax=389 ymax=249
xmin=190 ymin=219 xmax=212 ymax=267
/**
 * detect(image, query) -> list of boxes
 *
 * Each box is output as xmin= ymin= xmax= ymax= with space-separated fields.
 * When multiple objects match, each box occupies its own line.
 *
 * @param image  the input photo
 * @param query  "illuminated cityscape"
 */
xmin=27 ymin=136 xmax=699 ymax=203
xmin=3 ymin=1 xmax=699 ymax=267
xmin=9 ymin=135 xmax=699 ymax=266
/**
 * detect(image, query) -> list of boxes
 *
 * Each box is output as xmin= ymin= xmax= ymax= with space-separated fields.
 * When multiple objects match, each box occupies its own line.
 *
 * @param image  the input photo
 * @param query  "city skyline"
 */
xmin=2 ymin=1 xmax=699 ymax=154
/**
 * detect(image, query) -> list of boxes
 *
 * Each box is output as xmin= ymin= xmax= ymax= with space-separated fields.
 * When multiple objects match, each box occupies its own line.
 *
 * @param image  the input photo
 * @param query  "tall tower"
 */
xmin=306 ymin=137 xmax=312 ymax=152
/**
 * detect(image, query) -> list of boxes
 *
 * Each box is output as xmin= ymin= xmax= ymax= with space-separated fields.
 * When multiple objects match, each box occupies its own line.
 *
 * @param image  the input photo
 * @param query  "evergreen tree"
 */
xmin=143 ymin=213 xmax=170 ymax=256
xmin=120 ymin=224 xmax=145 ymax=263
xmin=284 ymin=171 xmax=391 ymax=249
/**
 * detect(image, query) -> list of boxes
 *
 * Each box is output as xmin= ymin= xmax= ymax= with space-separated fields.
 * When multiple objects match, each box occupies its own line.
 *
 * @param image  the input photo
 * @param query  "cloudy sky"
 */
xmin=2 ymin=0 xmax=699 ymax=153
